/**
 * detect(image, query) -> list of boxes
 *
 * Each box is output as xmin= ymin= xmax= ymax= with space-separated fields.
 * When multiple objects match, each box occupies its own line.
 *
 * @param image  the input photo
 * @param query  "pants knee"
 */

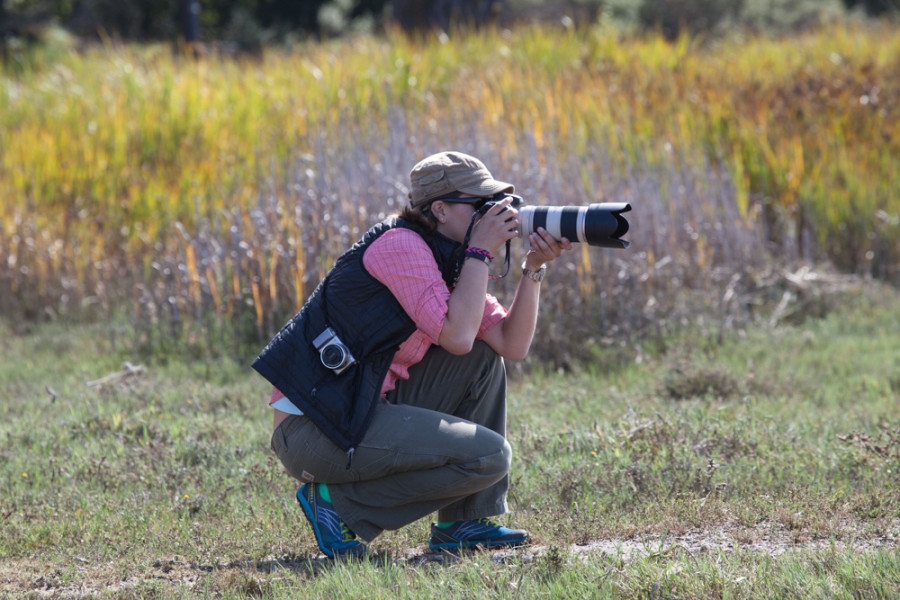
xmin=480 ymin=436 xmax=512 ymax=482
xmin=471 ymin=340 xmax=503 ymax=367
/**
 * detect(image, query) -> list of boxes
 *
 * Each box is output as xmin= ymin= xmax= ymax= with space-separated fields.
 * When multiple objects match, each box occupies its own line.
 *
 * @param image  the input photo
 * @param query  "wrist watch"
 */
xmin=521 ymin=260 xmax=546 ymax=282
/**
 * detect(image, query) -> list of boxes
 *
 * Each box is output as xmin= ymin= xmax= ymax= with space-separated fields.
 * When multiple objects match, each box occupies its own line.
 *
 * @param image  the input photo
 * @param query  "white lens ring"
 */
xmin=520 ymin=206 xmax=534 ymax=249
xmin=577 ymin=207 xmax=587 ymax=244
xmin=545 ymin=209 xmax=562 ymax=242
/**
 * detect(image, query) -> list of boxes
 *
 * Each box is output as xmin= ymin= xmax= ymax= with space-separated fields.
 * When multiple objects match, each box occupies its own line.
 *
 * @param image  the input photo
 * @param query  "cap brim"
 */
xmin=456 ymin=180 xmax=515 ymax=198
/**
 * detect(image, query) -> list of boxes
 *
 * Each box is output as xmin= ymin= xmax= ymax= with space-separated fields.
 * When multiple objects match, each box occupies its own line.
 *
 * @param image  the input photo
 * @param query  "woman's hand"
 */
xmin=524 ymin=227 xmax=573 ymax=270
xmin=467 ymin=197 xmax=520 ymax=257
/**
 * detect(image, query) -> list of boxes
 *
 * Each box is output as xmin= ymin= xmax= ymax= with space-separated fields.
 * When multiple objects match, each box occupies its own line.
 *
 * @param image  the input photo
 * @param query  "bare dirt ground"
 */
xmin=4 ymin=521 xmax=898 ymax=599
xmin=554 ymin=524 xmax=899 ymax=562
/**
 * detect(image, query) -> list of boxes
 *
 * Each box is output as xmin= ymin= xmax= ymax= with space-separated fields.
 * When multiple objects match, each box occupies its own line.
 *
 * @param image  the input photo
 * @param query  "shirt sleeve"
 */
xmin=363 ymin=228 xmax=507 ymax=343
xmin=478 ymin=293 xmax=507 ymax=338
xmin=363 ymin=229 xmax=450 ymax=342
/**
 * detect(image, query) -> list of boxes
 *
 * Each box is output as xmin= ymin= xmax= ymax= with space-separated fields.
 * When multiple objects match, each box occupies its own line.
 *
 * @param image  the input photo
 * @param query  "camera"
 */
xmin=480 ymin=193 xmax=631 ymax=249
xmin=312 ymin=327 xmax=357 ymax=375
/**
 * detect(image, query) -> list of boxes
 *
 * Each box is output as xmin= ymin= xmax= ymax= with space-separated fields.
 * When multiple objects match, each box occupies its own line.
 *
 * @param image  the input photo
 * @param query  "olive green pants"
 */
xmin=270 ymin=341 xmax=510 ymax=542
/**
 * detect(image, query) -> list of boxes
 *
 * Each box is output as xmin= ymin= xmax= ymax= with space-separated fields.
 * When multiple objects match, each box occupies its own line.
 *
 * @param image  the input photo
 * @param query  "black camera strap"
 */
xmin=459 ymin=209 xmax=512 ymax=283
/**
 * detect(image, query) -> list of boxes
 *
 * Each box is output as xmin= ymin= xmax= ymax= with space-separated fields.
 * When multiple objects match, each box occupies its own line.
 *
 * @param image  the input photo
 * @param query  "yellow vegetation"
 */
xmin=0 ymin=22 xmax=897 ymax=351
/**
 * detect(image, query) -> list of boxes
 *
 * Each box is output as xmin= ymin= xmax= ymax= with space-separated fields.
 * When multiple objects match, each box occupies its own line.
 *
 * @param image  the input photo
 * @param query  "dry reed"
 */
xmin=0 ymin=23 xmax=897 ymax=362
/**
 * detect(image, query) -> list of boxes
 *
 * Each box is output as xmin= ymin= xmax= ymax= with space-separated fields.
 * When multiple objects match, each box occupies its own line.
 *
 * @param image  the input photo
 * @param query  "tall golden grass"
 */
xmin=1 ymin=23 xmax=897 ymax=360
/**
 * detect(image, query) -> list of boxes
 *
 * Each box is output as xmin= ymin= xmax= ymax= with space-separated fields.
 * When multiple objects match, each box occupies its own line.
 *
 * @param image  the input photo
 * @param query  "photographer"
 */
xmin=253 ymin=151 xmax=572 ymax=557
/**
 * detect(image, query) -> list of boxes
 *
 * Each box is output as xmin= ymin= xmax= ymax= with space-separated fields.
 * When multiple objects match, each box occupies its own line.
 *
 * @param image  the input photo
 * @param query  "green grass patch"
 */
xmin=2 ymin=286 xmax=898 ymax=598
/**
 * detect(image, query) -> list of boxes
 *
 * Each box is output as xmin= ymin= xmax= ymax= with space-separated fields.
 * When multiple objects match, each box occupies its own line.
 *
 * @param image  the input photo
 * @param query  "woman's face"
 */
xmin=431 ymin=196 xmax=484 ymax=244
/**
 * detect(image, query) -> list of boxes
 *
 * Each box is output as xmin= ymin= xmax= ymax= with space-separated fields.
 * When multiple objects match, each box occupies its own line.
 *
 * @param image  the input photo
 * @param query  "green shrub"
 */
xmin=636 ymin=0 xmax=743 ymax=39
xmin=630 ymin=0 xmax=848 ymax=38
xmin=737 ymin=0 xmax=845 ymax=35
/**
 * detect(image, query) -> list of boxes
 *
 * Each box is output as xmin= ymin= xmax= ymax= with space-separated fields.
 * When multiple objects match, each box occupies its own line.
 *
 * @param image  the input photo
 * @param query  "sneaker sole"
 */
xmin=429 ymin=538 xmax=529 ymax=551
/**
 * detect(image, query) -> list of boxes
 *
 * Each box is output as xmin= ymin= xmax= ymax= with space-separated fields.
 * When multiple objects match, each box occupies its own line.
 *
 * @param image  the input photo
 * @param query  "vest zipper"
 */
xmin=345 ymin=447 xmax=355 ymax=470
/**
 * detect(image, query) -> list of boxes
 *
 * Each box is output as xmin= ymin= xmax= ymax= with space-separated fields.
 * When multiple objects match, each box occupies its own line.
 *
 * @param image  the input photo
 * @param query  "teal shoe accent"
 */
xmin=296 ymin=484 xmax=367 ymax=558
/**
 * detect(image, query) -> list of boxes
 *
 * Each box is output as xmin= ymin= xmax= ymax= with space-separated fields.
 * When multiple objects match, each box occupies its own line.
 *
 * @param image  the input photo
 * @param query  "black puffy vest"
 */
xmin=251 ymin=217 xmax=464 ymax=456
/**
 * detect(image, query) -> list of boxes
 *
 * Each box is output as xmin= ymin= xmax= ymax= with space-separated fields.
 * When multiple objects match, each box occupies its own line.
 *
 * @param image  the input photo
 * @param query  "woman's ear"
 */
xmin=431 ymin=201 xmax=446 ymax=223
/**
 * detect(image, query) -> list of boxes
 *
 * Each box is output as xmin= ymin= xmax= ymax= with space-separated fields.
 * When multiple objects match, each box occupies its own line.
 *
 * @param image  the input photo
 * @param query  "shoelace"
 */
xmin=445 ymin=518 xmax=503 ymax=540
xmin=339 ymin=521 xmax=356 ymax=544
xmin=307 ymin=486 xmax=357 ymax=545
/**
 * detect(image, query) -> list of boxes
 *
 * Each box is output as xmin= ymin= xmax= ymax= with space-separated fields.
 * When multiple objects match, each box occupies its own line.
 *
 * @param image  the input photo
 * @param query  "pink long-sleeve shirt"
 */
xmin=270 ymin=227 xmax=507 ymax=408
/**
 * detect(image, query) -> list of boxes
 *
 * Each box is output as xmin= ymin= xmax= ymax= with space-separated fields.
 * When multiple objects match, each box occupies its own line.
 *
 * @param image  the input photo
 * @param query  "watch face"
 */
xmin=522 ymin=262 xmax=545 ymax=281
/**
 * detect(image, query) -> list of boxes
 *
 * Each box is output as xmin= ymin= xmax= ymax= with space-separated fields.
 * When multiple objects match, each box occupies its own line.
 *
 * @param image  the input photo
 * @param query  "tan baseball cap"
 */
xmin=408 ymin=151 xmax=514 ymax=209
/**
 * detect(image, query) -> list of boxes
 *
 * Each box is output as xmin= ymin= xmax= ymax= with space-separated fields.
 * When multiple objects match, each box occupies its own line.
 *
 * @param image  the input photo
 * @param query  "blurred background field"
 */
xmin=3 ymin=9 xmax=899 ymax=365
xmin=1 ymin=2 xmax=899 ymax=364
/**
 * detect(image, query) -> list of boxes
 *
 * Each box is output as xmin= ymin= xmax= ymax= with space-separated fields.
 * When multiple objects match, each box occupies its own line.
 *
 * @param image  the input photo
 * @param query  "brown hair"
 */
xmin=397 ymin=202 xmax=439 ymax=235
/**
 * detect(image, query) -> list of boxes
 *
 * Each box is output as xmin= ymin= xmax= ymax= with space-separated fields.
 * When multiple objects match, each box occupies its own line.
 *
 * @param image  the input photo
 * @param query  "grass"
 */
xmin=2 ymin=284 xmax=898 ymax=598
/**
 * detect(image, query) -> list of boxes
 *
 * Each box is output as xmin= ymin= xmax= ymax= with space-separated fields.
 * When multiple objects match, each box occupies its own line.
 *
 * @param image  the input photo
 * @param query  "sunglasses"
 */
xmin=441 ymin=198 xmax=490 ymax=210
xmin=440 ymin=193 xmax=522 ymax=210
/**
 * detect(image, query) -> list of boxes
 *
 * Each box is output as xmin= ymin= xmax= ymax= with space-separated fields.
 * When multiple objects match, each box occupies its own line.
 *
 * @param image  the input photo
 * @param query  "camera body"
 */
xmin=479 ymin=193 xmax=631 ymax=249
xmin=312 ymin=327 xmax=357 ymax=375
xmin=477 ymin=193 xmax=524 ymax=215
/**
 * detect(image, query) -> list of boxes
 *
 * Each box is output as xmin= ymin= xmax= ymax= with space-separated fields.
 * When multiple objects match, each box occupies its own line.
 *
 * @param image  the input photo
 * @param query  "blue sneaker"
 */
xmin=296 ymin=484 xmax=367 ymax=558
xmin=429 ymin=518 xmax=529 ymax=550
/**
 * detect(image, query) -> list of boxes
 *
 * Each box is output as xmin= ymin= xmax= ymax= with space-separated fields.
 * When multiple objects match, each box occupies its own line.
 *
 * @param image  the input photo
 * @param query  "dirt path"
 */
xmin=402 ymin=522 xmax=900 ymax=565
xmin=6 ymin=524 xmax=898 ymax=598
xmin=541 ymin=526 xmax=899 ymax=562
